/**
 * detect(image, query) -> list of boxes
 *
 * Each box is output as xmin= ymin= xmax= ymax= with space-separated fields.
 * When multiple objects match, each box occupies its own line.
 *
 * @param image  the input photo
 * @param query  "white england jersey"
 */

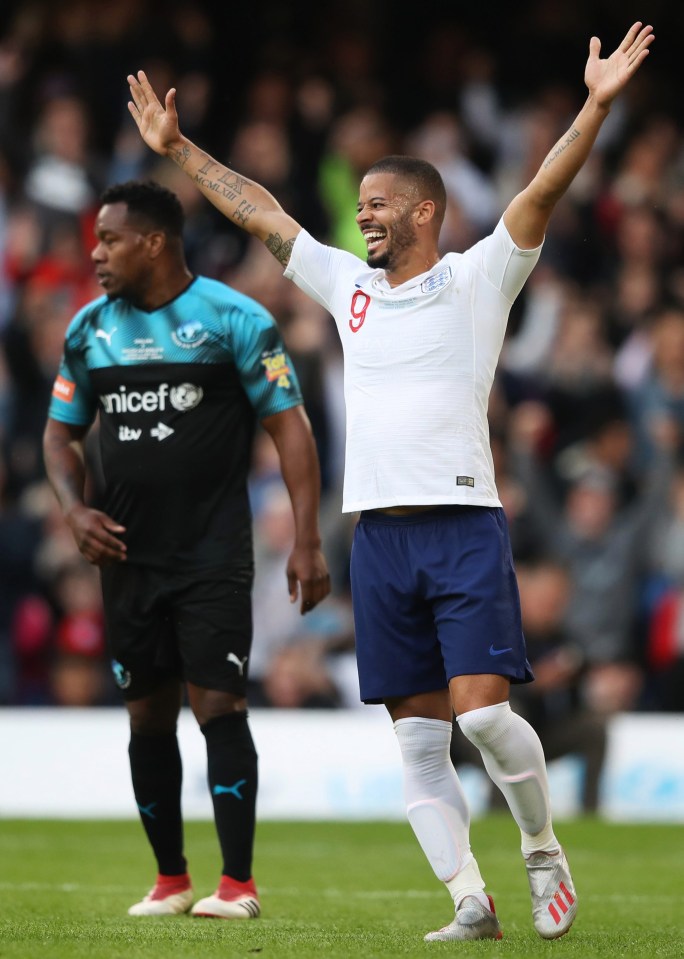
xmin=284 ymin=217 xmax=541 ymax=513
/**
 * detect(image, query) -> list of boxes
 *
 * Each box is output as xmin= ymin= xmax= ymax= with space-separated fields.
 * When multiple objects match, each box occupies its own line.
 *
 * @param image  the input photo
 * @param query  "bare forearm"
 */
xmin=262 ymin=405 xmax=330 ymax=610
xmin=533 ymin=95 xmax=609 ymax=206
xmin=43 ymin=421 xmax=127 ymax=563
xmin=505 ymin=95 xmax=610 ymax=247
xmin=264 ymin=409 xmax=323 ymax=548
xmin=128 ymin=71 xmax=303 ymax=262
xmin=531 ymin=19 xmax=656 ymax=209
xmin=42 ymin=432 xmax=87 ymax=516
xmin=278 ymin=440 xmax=323 ymax=550
xmin=165 ymin=135 xmax=299 ymax=263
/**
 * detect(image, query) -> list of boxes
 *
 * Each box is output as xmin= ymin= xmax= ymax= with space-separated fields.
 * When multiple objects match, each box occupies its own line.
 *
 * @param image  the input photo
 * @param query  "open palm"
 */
xmin=585 ymin=22 xmax=654 ymax=107
xmin=127 ymin=70 xmax=181 ymax=156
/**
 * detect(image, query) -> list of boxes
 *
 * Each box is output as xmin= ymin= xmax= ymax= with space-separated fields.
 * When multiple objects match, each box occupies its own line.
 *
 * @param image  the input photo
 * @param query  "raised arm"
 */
xmin=504 ymin=21 xmax=654 ymax=249
xmin=127 ymin=70 xmax=302 ymax=267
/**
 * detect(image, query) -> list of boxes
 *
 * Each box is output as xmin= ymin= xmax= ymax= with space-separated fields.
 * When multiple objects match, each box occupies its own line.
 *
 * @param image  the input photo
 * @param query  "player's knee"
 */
xmin=188 ymin=685 xmax=246 ymax=727
xmin=128 ymin=710 xmax=177 ymax=736
xmin=127 ymin=681 xmax=182 ymax=733
xmin=457 ymin=701 xmax=513 ymax=752
xmin=394 ymin=716 xmax=453 ymax=773
xmin=199 ymin=710 xmax=256 ymax=759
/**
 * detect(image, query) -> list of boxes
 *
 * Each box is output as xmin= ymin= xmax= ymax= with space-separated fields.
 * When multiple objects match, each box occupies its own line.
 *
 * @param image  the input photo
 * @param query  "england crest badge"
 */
xmin=421 ymin=266 xmax=452 ymax=294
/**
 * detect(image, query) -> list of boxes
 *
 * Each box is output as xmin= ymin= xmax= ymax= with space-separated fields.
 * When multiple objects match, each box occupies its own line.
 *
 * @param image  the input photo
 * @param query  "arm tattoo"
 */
xmin=169 ymin=144 xmax=191 ymax=168
xmin=193 ymin=164 xmax=251 ymax=206
xmin=197 ymin=158 xmax=248 ymax=194
xmin=543 ymin=127 xmax=581 ymax=169
xmin=234 ymin=199 xmax=257 ymax=226
xmin=265 ymin=233 xmax=295 ymax=266
xmin=185 ymin=153 xmax=253 ymax=209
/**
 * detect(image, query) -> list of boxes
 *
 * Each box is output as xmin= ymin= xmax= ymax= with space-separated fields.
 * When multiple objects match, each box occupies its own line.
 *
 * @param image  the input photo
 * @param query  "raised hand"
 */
xmin=127 ymin=70 xmax=182 ymax=156
xmin=585 ymin=22 xmax=654 ymax=107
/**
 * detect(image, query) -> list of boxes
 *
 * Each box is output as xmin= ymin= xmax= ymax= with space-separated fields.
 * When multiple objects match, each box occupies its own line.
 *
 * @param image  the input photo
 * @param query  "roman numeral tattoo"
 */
xmin=196 ymin=159 xmax=247 ymax=194
xmin=189 ymin=155 xmax=251 ymax=213
xmin=543 ymin=127 xmax=581 ymax=169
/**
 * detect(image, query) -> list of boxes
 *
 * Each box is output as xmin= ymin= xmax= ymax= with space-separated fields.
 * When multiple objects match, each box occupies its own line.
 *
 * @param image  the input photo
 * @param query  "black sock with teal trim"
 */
xmin=128 ymin=731 xmax=186 ymax=876
xmin=201 ymin=712 xmax=258 ymax=881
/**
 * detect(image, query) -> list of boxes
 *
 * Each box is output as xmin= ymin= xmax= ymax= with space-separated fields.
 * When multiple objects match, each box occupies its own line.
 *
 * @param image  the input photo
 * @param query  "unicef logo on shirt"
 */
xmin=170 ymin=383 xmax=204 ymax=411
xmin=172 ymin=320 xmax=209 ymax=349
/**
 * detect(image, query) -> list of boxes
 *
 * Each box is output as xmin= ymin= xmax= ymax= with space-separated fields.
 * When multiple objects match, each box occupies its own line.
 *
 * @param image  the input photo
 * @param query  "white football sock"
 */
xmin=457 ymin=702 xmax=560 ymax=856
xmin=394 ymin=717 xmax=489 ymax=909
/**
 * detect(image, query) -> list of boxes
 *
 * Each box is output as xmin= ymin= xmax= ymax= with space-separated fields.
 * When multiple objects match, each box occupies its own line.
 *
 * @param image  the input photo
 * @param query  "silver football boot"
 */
xmin=424 ymin=894 xmax=503 ymax=942
xmin=525 ymin=848 xmax=578 ymax=939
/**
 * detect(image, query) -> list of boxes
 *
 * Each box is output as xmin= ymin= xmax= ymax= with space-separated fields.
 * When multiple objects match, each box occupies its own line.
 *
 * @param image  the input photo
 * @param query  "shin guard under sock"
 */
xmin=394 ymin=717 xmax=487 ymax=906
xmin=457 ymin=702 xmax=560 ymax=854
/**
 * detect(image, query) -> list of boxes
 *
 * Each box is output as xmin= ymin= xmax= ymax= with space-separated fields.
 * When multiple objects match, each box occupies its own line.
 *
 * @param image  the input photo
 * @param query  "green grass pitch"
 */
xmin=0 ymin=816 xmax=681 ymax=958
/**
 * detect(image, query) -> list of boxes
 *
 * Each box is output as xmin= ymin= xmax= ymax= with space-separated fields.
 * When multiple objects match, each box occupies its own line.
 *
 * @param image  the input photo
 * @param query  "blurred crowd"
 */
xmin=1 ymin=0 xmax=684 ymax=766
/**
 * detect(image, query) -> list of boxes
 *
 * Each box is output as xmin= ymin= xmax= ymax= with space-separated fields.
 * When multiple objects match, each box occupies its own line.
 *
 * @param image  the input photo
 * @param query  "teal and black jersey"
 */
xmin=48 ymin=276 xmax=303 ymax=567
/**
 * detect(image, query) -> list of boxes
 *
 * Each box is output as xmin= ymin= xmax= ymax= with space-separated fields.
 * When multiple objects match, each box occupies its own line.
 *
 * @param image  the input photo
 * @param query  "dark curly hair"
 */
xmin=99 ymin=180 xmax=185 ymax=237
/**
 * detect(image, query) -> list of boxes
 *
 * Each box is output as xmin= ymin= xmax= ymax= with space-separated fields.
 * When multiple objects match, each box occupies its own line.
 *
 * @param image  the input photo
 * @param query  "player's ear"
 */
xmin=414 ymin=199 xmax=435 ymax=225
xmin=146 ymin=230 xmax=166 ymax=258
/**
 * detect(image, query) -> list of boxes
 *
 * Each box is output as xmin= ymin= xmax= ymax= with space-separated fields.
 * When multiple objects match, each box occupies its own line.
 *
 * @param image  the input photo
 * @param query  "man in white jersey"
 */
xmin=126 ymin=21 xmax=653 ymax=941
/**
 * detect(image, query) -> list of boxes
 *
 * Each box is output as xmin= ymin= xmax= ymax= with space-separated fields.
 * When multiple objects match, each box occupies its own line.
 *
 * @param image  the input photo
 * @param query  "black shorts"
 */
xmin=100 ymin=563 xmax=254 ymax=700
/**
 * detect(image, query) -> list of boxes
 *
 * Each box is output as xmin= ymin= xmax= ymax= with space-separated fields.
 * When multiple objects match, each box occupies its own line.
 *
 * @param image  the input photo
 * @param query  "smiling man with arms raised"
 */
xmin=126 ymin=22 xmax=653 ymax=940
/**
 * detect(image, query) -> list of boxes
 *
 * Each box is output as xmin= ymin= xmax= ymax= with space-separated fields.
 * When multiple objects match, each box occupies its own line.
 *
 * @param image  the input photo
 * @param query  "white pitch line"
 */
xmin=0 ymin=882 xmax=680 ymax=905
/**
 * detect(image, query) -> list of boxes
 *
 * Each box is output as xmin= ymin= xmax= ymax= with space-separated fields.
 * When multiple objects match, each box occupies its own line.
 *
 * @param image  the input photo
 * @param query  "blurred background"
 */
xmin=1 ymin=0 xmax=683 ymax=775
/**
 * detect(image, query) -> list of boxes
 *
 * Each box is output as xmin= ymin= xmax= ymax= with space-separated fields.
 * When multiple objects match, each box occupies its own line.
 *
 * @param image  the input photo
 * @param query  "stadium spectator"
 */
xmin=49 ymin=559 xmax=109 ymax=707
xmin=509 ymin=398 xmax=676 ymax=713
xmin=628 ymin=306 xmax=684 ymax=466
xmin=247 ymin=480 xmax=356 ymax=709
xmin=405 ymin=110 xmax=499 ymax=244
xmin=24 ymin=93 xmax=102 ymax=226
xmin=646 ymin=582 xmax=684 ymax=712
xmin=318 ymin=105 xmax=397 ymax=256
xmin=0 ymin=470 xmax=81 ymax=704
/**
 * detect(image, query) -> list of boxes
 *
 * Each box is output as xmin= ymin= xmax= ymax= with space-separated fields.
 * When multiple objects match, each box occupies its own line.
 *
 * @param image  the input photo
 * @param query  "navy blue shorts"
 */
xmin=350 ymin=506 xmax=533 ymax=704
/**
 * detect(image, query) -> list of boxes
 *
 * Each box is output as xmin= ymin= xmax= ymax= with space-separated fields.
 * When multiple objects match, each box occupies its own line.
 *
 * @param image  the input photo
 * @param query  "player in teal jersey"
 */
xmin=43 ymin=180 xmax=330 ymax=918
